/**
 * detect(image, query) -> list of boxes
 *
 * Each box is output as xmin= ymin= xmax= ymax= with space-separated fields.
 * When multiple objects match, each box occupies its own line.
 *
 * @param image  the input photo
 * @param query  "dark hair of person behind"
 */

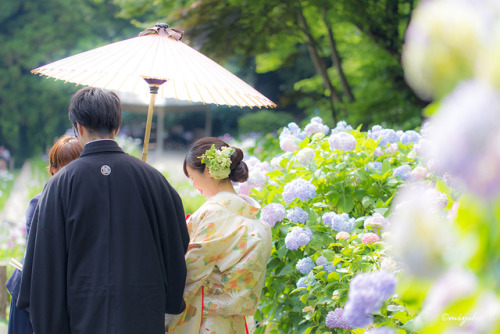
xmin=47 ymin=135 xmax=83 ymax=175
xmin=68 ymin=87 xmax=122 ymax=136
xmin=183 ymin=137 xmax=249 ymax=183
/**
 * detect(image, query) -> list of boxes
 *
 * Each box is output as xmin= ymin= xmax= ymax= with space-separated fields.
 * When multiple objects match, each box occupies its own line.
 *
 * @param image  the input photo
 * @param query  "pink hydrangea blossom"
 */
xmin=362 ymin=233 xmax=380 ymax=244
xmin=336 ymin=232 xmax=350 ymax=240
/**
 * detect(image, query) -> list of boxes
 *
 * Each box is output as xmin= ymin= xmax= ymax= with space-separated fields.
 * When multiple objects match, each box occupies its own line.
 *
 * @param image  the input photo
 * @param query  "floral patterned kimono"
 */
xmin=167 ymin=191 xmax=272 ymax=333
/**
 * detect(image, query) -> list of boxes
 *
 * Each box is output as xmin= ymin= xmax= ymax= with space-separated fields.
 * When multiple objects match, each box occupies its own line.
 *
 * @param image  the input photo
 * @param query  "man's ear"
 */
xmin=76 ymin=123 xmax=85 ymax=137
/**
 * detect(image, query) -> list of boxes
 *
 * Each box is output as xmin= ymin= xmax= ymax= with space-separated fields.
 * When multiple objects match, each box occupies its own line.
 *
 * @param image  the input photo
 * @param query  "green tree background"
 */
xmin=0 ymin=0 xmax=425 ymax=165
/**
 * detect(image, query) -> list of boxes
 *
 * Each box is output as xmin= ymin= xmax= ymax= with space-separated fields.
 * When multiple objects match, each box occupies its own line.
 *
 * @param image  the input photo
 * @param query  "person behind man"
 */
xmin=17 ymin=87 xmax=190 ymax=334
xmin=7 ymin=135 xmax=82 ymax=334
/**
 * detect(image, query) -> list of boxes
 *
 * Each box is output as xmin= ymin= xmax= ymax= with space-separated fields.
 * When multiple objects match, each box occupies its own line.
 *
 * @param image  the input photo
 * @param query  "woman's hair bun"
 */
xmin=229 ymin=147 xmax=248 ymax=183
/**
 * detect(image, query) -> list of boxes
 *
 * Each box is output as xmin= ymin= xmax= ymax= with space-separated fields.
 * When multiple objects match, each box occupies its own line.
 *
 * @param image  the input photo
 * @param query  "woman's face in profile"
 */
xmin=186 ymin=165 xmax=217 ymax=198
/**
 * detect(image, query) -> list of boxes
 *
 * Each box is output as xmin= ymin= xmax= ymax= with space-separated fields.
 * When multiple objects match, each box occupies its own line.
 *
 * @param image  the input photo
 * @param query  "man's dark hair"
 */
xmin=68 ymin=87 xmax=122 ymax=137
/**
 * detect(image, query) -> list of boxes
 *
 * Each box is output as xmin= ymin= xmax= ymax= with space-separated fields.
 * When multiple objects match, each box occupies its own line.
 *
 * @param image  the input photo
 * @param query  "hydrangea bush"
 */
xmin=234 ymin=0 xmax=500 ymax=332
xmin=241 ymin=119 xmax=428 ymax=333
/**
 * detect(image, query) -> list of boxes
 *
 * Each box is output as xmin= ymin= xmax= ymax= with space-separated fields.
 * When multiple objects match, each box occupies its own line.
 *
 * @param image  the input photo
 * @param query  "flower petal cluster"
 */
xmin=296 ymin=257 xmax=315 ymax=274
xmin=336 ymin=232 xmax=350 ymax=240
xmin=393 ymin=165 xmax=412 ymax=181
xmin=364 ymin=213 xmax=389 ymax=231
xmin=296 ymin=275 xmax=316 ymax=288
xmin=287 ymin=207 xmax=309 ymax=223
xmin=260 ymin=203 xmax=286 ymax=227
xmin=328 ymin=132 xmax=357 ymax=152
xmin=280 ymin=122 xmax=305 ymax=152
xmin=367 ymin=162 xmax=382 ymax=171
xmin=365 ymin=327 xmax=395 ymax=334
xmin=199 ymin=145 xmax=234 ymax=180
xmin=316 ymin=255 xmax=335 ymax=273
xmin=361 ymin=233 xmax=380 ymax=244
xmin=331 ymin=120 xmax=353 ymax=134
xmin=283 ymin=179 xmax=316 ymax=204
xmin=325 ymin=308 xmax=351 ymax=330
xmin=296 ymin=147 xmax=315 ymax=165
xmin=304 ymin=117 xmax=330 ymax=136
xmin=423 ymin=80 xmax=500 ymax=198
xmin=285 ymin=226 xmax=313 ymax=250
xmin=400 ymin=130 xmax=420 ymax=145
xmin=368 ymin=126 xmax=400 ymax=147
xmin=322 ymin=212 xmax=355 ymax=233
xmin=344 ymin=271 xmax=397 ymax=328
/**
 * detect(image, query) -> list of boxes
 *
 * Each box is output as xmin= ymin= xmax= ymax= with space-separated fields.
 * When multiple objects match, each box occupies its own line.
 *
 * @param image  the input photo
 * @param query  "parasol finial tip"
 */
xmin=155 ymin=23 xmax=169 ymax=29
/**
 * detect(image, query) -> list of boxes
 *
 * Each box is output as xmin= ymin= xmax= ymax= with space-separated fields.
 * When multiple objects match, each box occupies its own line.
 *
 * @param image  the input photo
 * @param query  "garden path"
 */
xmin=0 ymin=161 xmax=32 ymax=235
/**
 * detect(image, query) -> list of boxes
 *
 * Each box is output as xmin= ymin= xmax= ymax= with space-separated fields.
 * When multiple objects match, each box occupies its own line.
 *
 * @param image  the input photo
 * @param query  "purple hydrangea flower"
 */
xmin=260 ymin=203 xmax=286 ymax=227
xmin=316 ymin=255 xmax=335 ymax=273
xmin=322 ymin=212 xmax=355 ymax=233
xmin=325 ymin=308 xmax=351 ymax=330
xmin=364 ymin=213 xmax=389 ymax=231
xmin=393 ymin=165 xmax=412 ymax=180
xmin=285 ymin=226 xmax=313 ymax=250
xmin=282 ymin=179 xmax=316 ymax=204
xmin=423 ymin=80 xmax=500 ymax=198
xmin=400 ymin=130 xmax=420 ymax=145
xmin=304 ymin=117 xmax=330 ymax=136
xmin=296 ymin=275 xmax=316 ymax=288
xmin=287 ymin=207 xmax=309 ymax=223
xmin=344 ymin=271 xmax=397 ymax=328
xmin=365 ymin=327 xmax=395 ymax=334
xmin=296 ymin=257 xmax=315 ymax=274
xmin=328 ymin=132 xmax=357 ymax=152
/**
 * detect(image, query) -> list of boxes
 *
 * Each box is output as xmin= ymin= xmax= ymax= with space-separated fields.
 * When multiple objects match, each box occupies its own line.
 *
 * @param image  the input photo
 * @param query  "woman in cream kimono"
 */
xmin=167 ymin=137 xmax=272 ymax=334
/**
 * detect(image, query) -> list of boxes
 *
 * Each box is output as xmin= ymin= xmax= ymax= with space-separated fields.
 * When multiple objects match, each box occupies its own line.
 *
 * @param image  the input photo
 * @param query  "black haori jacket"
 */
xmin=18 ymin=140 xmax=189 ymax=334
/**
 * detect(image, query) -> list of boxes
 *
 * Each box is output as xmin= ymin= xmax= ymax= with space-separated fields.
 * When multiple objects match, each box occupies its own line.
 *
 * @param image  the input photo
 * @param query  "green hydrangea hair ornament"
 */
xmin=199 ymin=144 xmax=235 ymax=180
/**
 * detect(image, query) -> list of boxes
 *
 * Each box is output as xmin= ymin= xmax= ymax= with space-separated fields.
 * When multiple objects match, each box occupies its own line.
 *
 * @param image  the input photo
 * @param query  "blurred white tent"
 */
xmin=118 ymin=92 xmax=211 ymax=154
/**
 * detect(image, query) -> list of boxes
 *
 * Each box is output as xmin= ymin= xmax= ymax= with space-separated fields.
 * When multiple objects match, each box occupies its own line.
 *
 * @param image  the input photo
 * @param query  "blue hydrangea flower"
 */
xmin=367 ymin=161 xmax=383 ymax=171
xmin=296 ymin=257 xmax=315 ymax=274
xmin=393 ymin=165 xmax=412 ymax=181
xmin=304 ymin=117 xmax=330 ymax=136
xmin=400 ymin=130 xmax=420 ymax=145
xmin=344 ymin=271 xmax=397 ymax=328
xmin=316 ymin=255 xmax=335 ymax=273
xmin=325 ymin=308 xmax=351 ymax=330
xmin=322 ymin=212 xmax=355 ymax=233
xmin=296 ymin=275 xmax=316 ymax=288
xmin=331 ymin=120 xmax=353 ymax=134
xmin=365 ymin=327 xmax=395 ymax=334
xmin=260 ymin=203 xmax=286 ymax=227
xmin=279 ymin=122 xmax=305 ymax=152
xmin=368 ymin=126 xmax=400 ymax=147
xmin=296 ymin=147 xmax=315 ymax=165
xmin=287 ymin=207 xmax=309 ymax=223
xmin=282 ymin=179 xmax=316 ymax=204
xmin=285 ymin=226 xmax=313 ymax=250
xmin=328 ymin=132 xmax=357 ymax=151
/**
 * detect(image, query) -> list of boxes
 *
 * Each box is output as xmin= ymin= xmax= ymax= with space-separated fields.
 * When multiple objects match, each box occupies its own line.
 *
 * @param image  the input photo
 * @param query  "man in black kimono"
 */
xmin=18 ymin=87 xmax=190 ymax=334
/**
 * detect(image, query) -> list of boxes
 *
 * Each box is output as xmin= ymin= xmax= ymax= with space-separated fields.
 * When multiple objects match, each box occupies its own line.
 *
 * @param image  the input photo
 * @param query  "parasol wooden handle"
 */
xmin=141 ymin=93 xmax=157 ymax=162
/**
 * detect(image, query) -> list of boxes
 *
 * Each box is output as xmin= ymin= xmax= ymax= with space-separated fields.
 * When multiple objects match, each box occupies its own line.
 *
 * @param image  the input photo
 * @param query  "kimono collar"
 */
xmin=210 ymin=192 xmax=261 ymax=219
xmin=80 ymin=140 xmax=124 ymax=157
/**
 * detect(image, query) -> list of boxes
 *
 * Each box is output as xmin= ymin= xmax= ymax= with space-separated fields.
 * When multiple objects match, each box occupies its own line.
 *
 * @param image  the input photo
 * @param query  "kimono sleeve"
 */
xmin=17 ymin=181 xmax=70 ymax=333
xmin=161 ymin=180 xmax=190 ymax=315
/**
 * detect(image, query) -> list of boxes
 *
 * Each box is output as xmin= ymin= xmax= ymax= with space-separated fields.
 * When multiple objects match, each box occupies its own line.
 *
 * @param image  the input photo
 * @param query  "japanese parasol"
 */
xmin=32 ymin=23 xmax=276 ymax=162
